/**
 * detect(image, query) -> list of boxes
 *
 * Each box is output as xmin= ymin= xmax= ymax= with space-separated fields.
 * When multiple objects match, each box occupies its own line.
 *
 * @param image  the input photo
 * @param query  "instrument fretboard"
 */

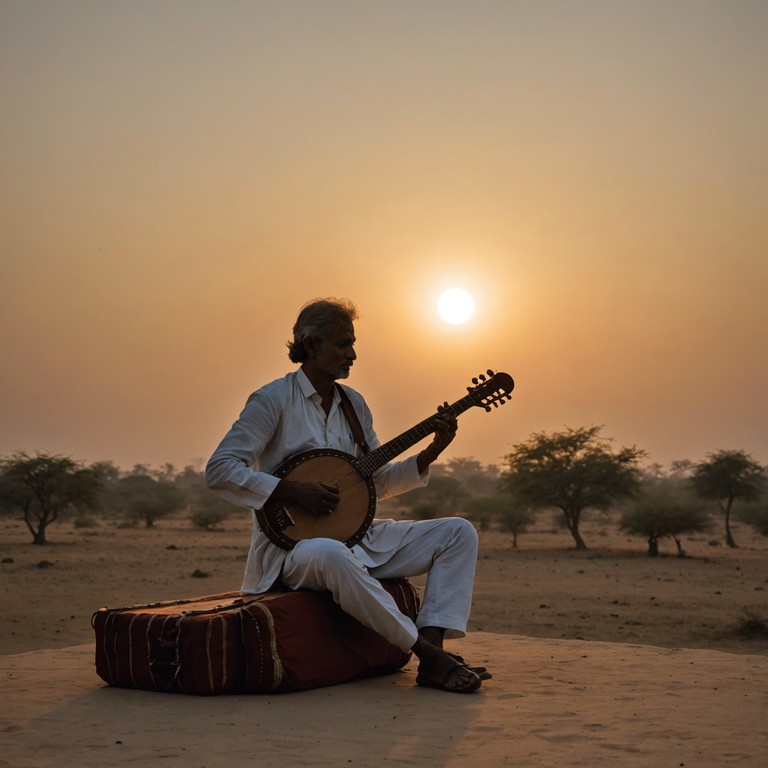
xmin=351 ymin=395 xmax=474 ymax=478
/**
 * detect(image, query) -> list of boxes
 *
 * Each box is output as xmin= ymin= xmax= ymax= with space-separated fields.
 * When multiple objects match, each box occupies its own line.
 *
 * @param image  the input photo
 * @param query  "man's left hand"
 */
xmin=417 ymin=404 xmax=458 ymax=474
xmin=431 ymin=403 xmax=458 ymax=452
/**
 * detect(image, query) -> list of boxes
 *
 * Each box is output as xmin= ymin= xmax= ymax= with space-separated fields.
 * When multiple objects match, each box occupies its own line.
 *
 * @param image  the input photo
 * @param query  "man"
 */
xmin=205 ymin=298 xmax=487 ymax=693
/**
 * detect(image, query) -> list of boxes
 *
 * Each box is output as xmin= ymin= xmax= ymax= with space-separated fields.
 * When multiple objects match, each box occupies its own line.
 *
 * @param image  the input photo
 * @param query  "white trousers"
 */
xmin=280 ymin=517 xmax=478 ymax=651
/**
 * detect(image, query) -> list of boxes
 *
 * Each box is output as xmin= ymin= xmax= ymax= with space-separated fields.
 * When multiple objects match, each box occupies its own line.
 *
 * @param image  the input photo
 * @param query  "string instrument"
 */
xmin=256 ymin=370 xmax=514 ymax=550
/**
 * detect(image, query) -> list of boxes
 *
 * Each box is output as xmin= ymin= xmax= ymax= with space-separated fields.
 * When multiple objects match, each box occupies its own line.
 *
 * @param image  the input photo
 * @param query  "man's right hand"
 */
xmin=272 ymin=479 xmax=340 ymax=515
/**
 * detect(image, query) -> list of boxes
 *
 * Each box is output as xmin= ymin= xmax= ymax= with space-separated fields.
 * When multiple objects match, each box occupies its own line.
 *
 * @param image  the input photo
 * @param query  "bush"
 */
xmin=464 ymin=494 xmax=536 ymax=545
xmin=737 ymin=506 xmax=768 ymax=536
xmin=734 ymin=608 xmax=768 ymax=638
xmin=74 ymin=516 xmax=99 ymax=528
xmin=190 ymin=510 xmax=226 ymax=531
xmin=463 ymin=496 xmax=501 ymax=531
xmin=409 ymin=502 xmax=440 ymax=521
xmin=187 ymin=489 xmax=236 ymax=531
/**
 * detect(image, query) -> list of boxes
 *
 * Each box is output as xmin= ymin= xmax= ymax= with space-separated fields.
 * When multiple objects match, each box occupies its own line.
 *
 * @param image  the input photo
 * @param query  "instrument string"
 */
xmin=264 ymin=372 xmax=514 ymax=538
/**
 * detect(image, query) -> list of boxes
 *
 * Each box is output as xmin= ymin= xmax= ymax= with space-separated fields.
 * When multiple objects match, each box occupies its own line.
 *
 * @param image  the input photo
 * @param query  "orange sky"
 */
xmin=1 ymin=1 xmax=767 ymax=473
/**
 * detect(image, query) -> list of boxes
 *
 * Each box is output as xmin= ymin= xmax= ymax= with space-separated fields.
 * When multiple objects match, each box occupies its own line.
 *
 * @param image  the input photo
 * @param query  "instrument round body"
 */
xmin=255 ymin=449 xmax=377 ymax=550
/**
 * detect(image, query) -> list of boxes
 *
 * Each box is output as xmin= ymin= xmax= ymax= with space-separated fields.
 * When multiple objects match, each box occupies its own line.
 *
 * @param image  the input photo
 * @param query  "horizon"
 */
xmin=2 ymin=1 xmax=767 ymax=473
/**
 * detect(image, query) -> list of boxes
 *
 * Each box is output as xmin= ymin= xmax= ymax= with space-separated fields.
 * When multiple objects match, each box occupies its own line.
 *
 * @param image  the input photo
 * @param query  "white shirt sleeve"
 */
xmin=204 ymin=388 xmax=282 ymax=510
xmin=205 ymin=372 xmax=429 ymax=512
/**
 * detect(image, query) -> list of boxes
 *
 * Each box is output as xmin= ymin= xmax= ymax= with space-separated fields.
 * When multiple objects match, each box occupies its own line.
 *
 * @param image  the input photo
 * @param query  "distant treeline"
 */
xmin=2 ymin=426 xmax=767 ymax=552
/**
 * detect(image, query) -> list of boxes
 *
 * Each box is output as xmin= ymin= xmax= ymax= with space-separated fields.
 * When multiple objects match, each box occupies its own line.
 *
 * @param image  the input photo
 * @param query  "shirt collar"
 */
xmin=295 ymin=367 xmax=340 ymax=405
xmin=295 ymin=367 xmax=316 ymax=398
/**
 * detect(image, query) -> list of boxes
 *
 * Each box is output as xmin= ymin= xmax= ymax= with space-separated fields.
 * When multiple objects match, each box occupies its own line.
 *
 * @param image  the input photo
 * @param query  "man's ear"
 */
xmin=303 ymin=335 xmax=318 ymax=358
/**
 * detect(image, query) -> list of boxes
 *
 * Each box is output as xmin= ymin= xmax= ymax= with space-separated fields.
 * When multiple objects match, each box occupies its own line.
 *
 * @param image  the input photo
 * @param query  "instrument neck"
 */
xmin=352 ymin=394 xmax=474 ymax=478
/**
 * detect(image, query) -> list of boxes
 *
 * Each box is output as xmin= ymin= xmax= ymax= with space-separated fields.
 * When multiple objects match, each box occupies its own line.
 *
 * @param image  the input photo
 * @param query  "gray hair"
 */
xmin=287 ymin=298 xmax=359 ymax=363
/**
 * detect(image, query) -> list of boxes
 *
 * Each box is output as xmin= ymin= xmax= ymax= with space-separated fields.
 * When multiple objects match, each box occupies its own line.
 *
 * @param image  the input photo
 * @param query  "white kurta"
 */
xmin=205 ymin=368 xmax=478 ymax=649
xmin=204 ymin=368 xmax=429 ymax=593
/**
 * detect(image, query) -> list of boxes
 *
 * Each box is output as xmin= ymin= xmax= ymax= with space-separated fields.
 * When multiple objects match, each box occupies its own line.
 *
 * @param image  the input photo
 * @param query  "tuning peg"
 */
xmin=487 ymin=369 xmax=495 ymax=377
xmin=479 ymin=373 xmax=487 ymax=381
xmin=484 ymin=405 xmax=491 ymax=412
xmin=472 ymin=377 xmax=479 ymax=385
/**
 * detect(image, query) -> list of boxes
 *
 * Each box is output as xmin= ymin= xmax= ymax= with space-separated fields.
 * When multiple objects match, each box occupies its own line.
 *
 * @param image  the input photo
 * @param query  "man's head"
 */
xmin=287 ymin=299 xmax=359 ymax=378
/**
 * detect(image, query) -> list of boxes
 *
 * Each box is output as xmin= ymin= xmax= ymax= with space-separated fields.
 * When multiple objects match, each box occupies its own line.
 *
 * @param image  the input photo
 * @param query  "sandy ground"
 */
xmin=2 ymin=634 xmax=767 ymax=767
xmin=2 ymin=512 xmax=767 ymax=656
xmin=2 ymin=512 xmax=768 ymax=766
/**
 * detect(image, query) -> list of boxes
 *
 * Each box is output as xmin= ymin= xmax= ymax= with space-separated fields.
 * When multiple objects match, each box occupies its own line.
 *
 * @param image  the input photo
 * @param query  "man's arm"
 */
xmin=416 ymin=405 xmax=458 ymax=475
xmin=204 ymin=390 xmax=283 ymax=509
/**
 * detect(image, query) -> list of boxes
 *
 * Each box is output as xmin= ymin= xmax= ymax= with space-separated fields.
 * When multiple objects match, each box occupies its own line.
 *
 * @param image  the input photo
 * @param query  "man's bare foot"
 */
xmin=412 ymin=637 xmax=482 ymax=693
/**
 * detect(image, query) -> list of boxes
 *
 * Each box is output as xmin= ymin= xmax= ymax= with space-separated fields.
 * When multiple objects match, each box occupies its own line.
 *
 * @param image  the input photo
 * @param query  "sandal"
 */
xmin=416 ymin=657 xmax=482 ymax=693
xmin=447 ymin=652 xmax=493 ymax=681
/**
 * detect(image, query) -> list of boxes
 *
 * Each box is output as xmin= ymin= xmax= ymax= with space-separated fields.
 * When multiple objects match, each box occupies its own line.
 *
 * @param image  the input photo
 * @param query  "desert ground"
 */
xmin=1 ymin=509 xmax=767 ymax=657
xmin=2 ymin=510 xmax=768 ymax=767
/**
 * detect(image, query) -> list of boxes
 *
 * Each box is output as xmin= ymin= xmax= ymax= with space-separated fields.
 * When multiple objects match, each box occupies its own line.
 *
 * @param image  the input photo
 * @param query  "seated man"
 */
xmin=205 ymin=297 xmax=488 ymax=692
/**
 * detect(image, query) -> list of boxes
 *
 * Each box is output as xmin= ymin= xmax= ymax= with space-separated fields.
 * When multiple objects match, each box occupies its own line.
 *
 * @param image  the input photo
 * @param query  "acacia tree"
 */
xmin=463 ymin=493 xmax=535 ymax=541
xmin=620 ymin=494 xmax=711 ymax=556
xmin=112 ymin=473 xmax=185 ymax=527
xmin=690 ymin=450 xmax=765 ymax=548
xmin=500 ymin=426 xmax=644 ymax=550
xmin=0 ymin=451 xmax=102 ymax=544
xmin=461 ymin=491 xmax=537 ymax=545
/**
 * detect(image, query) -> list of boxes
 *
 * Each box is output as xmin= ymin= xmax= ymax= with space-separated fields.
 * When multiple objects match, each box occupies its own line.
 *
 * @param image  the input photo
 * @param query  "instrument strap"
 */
xmin=335 ymin=384 xmax=371 ymax=455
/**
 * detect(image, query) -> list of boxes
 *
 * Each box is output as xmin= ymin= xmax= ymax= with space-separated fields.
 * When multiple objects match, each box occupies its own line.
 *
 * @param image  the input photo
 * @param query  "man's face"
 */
xmin=312 ymin=318 xmax=357 ymax=380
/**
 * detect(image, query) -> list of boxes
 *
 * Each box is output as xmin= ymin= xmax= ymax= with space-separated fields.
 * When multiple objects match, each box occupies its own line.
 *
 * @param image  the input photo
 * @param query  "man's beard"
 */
xmin=334 ymin=364 xmax=352 ymax=379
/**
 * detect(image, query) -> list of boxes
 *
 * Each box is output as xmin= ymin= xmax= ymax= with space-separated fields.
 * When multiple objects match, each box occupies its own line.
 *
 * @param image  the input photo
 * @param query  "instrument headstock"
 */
xmin=467 ymin=370 xmax=514 ymax=412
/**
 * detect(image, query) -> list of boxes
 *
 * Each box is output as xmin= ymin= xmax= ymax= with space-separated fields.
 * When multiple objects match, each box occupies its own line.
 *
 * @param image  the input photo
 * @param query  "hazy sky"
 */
xmin=1 ymin=0 xmax=766 ymax=473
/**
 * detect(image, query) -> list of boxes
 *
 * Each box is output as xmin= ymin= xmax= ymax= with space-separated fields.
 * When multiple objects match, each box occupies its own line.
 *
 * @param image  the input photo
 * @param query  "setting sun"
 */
xmin=437 ymin=288 xmax=476 ymax=325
